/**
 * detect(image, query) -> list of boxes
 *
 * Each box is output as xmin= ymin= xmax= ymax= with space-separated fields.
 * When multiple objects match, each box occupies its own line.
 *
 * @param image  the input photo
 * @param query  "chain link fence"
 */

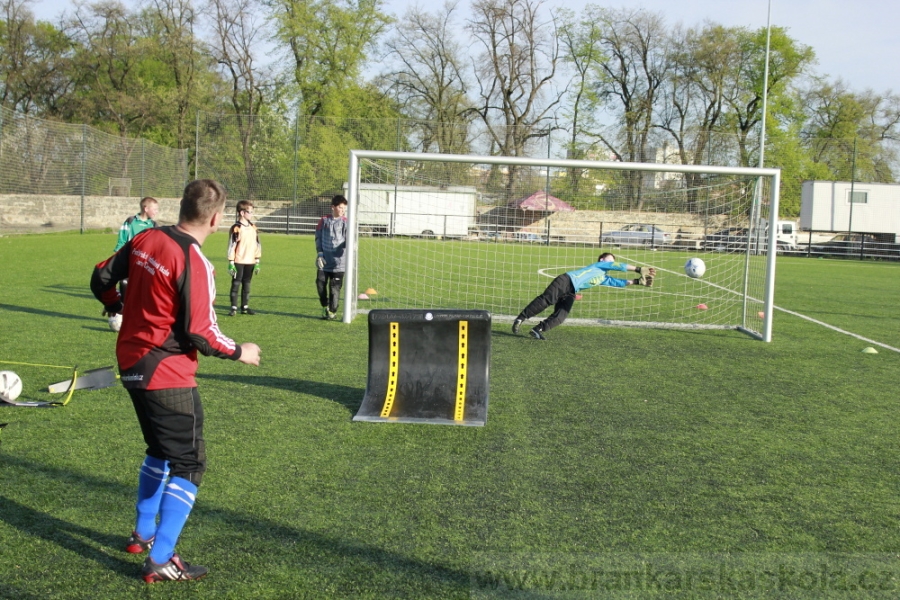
xmin=0 ymin=106 xmax=189 ymax=233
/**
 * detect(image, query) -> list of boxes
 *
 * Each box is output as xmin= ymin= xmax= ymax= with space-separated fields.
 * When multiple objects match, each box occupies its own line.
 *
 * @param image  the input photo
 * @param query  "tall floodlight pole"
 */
xmin=758 ymin=0 xmax=772 ymax=171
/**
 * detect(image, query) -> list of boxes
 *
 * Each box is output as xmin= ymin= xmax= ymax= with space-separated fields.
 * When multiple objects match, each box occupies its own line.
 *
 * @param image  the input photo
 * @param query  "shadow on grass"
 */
xmin=0 ymin=494 xmax=136 ymax=578
xmin=42 ymin=284 xmax=96 ymax=301
xmin=0 ymin=302 xmax=99 ymax=323
xmin=215 ymin=308 xmax=330 ymax=321
xmin=0 ymin=456 xmax=470 ymax=595
xmin=197 ymin=373 xmax=363 ymax=412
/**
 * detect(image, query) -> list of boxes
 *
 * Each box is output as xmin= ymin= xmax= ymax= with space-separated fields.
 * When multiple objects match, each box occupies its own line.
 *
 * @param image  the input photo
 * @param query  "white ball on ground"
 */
xmin=684 ymin=257 xmax=706 ymax=279
xmin=0 ymin=370 xmax=23 ymax=402
xmin=108 ymin=313 xmax=123 ymax=332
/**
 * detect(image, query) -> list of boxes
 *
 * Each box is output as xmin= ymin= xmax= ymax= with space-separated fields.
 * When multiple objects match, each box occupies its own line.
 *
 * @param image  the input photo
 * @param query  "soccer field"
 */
xmin=1 ymin=231 xmax=899 ymax=598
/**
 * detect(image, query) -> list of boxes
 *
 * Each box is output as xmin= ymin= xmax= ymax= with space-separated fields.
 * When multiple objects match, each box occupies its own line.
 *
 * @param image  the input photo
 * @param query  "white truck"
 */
xmin=760 ymin=219 xmax=799 ymax=251
xmin=345 ymin=183 xmax=477 ymax=238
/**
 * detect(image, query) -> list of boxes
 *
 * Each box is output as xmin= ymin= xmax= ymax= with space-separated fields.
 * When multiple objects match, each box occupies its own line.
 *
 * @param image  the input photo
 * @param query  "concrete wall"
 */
xmin=0 ymin=194 xmax=287 ymax=234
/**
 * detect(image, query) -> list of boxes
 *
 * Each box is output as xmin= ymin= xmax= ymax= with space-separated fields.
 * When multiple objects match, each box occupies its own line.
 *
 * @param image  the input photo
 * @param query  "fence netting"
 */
xmin=0 ymin=106 xmax=189 ymax=198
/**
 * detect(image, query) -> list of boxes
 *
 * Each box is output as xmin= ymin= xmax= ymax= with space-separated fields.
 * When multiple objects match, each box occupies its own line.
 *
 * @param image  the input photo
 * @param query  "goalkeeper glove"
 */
xmin=254 ymin=262 xmax=260 ymax=275
xmin=316 ymin=253 xmax=325 ymax=270
xmin=228 ymin=261 xmax=237 ymax=278
xmin=635 ymin=266 xmax=656 ymax=286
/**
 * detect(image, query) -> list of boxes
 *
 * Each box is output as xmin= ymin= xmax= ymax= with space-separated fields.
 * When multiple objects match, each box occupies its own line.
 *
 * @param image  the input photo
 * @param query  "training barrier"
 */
xmin=354 ymin=309 xmax=491 ymax=426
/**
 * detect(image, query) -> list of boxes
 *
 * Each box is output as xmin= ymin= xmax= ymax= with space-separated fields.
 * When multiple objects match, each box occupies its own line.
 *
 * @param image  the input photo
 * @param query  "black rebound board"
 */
xmin=354 ymin=309 xmax=490 ymax=426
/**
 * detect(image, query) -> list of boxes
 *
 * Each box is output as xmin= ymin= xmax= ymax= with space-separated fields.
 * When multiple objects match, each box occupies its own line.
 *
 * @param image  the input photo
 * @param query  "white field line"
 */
xmin=538 ymin=260 xmax=900 ymax=354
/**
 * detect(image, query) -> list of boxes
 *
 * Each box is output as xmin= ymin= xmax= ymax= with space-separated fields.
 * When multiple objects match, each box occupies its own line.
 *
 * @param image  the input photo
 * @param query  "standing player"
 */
xmin=114 ymin=197 xmax=159 ymax=301
xmin=315 ymin=195 xmax=348 ymax=320
xmin=512 ymin=252 xmax=656 ymax=340
xmin=226 ymin=200 xmax=261 ymax=316
xmin=91 ymin=179 xmax=261 ymax=583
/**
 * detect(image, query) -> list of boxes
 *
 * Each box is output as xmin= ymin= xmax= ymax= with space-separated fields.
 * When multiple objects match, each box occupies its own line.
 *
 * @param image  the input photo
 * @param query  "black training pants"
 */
xmin=128 ymin=387 xmax=206 ymax=485
xmin=316 ymin=270 xmax=344 ymax=313
xmin=519 ymin=273 xmax=576 ymax=332
xmin=230 ymin=263 xmax=254 ymax=308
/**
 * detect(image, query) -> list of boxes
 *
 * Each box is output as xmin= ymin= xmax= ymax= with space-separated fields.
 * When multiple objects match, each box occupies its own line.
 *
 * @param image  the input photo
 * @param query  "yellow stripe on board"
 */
xmin=455 ymin=321 xmax=468 ymax=422
xmin=380 ymin=322 xmax=400 ymax=418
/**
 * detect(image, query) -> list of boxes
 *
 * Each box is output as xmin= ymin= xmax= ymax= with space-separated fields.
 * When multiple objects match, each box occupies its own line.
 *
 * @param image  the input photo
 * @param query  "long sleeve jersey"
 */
xmin=566 ymin=260 xmax=630 ymax=292
xmin=114 ymin=214 xmax=157 ymax=251
xmin=315 ymin=214 xmax=348 ymax=272
xmin=92 ymin=226 xmax=242 ymax=390
xmin=227 ymin=221 xmax=261 ymax=265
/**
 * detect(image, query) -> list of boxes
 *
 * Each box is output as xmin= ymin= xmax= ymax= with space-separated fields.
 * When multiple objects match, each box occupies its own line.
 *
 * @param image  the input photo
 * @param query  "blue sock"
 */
xmin=148 ymin=476 xmax=198 ymax=564
xmin=134 ymin=456 xmax=169 ymax=540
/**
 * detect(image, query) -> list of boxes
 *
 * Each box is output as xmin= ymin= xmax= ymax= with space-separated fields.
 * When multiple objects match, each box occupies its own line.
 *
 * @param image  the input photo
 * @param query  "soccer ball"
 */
xmin=0 ymin=370 xmax=23 ymax=402
xmin=684 ymin=257 xmax=706 ymax=279
xmin=108 ymin=313 xmax=123 ymax=332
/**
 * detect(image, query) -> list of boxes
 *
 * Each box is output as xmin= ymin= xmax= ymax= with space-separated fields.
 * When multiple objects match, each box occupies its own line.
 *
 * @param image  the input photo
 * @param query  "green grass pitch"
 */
xmin=0 ymin=231 xmax=899 ymax=598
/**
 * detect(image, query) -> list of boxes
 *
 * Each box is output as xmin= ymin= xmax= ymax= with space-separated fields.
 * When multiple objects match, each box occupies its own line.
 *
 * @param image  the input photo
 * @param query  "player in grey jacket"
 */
xmin=314 ymin=195 xmax=348 ymax=320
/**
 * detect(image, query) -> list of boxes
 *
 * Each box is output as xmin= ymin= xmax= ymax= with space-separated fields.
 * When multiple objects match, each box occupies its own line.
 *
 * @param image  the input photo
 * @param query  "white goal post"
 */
xmin=344 ymin=150 xmax=781 ymax=342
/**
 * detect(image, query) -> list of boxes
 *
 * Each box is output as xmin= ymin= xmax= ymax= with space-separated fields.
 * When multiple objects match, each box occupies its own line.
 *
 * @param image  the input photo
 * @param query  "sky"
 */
xmin=28 ymin=0 xmax=900 ymax=93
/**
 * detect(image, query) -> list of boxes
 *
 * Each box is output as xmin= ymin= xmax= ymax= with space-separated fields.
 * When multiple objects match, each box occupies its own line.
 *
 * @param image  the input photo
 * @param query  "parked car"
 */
xmin=704 ymin=227 xmax=795 ymax=253
xmin=704 ymin=227 xmax=749 ymax=252
xmin=809 ymin=233 xmax=891 ymax=257
xmin=515 ymin=231 xmax=546 ymax=242
xmin=601 ymin=224 xmax=672 ymax=247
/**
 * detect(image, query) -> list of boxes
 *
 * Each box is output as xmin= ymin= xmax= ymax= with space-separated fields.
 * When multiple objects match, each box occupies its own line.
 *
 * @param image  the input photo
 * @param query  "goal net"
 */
xmin=344 ymin=151 xmax=780 ymax=341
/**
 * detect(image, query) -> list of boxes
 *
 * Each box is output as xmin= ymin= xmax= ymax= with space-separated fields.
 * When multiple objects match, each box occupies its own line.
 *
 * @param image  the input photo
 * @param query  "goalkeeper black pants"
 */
xmin=317 ymin=270 xmax=344 ymax=313
xmin=518 ymin=273 xmax=576 ymax=332
xmin=230 ymin=264 xmax=254 ymax=308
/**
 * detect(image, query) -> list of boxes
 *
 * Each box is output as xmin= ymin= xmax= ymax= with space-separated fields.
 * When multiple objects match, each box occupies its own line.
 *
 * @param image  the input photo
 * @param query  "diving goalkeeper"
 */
xmin=512 ymin=252 xmax=655 ymax=340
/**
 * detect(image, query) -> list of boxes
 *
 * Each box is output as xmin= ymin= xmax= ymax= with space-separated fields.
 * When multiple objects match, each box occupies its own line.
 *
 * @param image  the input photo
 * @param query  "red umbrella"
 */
xmin=508 ymin=191 xmax=575 ymax=212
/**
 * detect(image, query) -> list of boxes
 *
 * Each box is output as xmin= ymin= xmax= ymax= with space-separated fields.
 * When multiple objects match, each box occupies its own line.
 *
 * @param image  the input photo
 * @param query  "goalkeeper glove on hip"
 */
xmin=316 ymin=253 xmax=325 ymax=270
xmin=228 ymin=261 xmax=237 ymax=278
xmin=254 ymin=262 xmax=260 ymax=275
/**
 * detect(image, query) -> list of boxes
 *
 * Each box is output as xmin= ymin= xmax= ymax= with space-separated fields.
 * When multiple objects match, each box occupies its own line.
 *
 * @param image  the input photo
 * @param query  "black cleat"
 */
xmin=227 ymin=308 xmax=237 ymax=317
xmin=142 ymin=553 xmax=208 ymax=583
xmin=241 ymin=308 xmax=256 ymax=315
xmin=529 ymin=326 xmax=546 ymax=340
xmin=125 ymin=531 xmax=154 ymax=554
xmin=512 ymin=318 xmax=523 ymax=334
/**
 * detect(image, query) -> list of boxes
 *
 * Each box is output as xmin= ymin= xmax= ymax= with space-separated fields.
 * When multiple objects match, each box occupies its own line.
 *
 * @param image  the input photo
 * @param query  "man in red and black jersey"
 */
xmin=91 ymin=179 xmax=261 ymax=583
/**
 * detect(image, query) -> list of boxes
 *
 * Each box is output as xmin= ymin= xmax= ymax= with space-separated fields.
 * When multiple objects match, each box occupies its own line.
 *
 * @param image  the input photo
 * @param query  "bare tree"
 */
xmin=580 ymin=6 xmax=670 ymax=209
xmin=380 ymin=1 xmax=473 ymax=155
xmin=142 ymin=0 xmax=207 ymax=149
xmin=656 ymin=22 xmax=740 ymax=209
xmin=467 ymin=0 xmax=564 ymax=194
xmin=204 ymin=0 xmax=271 ymax=196
xmin=67 ymin=0 xmax=159 ymax=136
xmin=558 ymin=6 xmax=605 ymax=194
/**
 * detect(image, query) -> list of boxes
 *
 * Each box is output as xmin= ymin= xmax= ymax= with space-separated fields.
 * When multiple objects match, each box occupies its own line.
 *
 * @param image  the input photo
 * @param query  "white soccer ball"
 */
xmin=0 ymin=370 xmax=23 ymax=402
xmin=108 ymin=313 xmax=123 ymax=332
xmin=684 ymin=257 xmax=706 ymax=279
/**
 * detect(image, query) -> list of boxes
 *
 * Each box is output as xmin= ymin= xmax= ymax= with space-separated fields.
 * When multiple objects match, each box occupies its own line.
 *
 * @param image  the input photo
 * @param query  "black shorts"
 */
xmin=128 ymin=387 xmax=206 ymax=485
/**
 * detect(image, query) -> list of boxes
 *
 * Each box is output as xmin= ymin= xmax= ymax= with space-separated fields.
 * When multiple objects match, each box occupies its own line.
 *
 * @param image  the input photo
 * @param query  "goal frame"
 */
xmin=344 ymin=150 xmax=781 ymax=342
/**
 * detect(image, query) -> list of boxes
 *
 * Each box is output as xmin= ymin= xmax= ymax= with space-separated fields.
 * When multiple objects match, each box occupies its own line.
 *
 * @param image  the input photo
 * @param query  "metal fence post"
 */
xmin=81 ymin=124 xmax=87 ymax=234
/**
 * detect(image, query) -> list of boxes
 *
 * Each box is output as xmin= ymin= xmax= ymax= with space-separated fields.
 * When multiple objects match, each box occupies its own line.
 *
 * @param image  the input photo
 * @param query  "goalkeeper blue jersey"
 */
xmin=566 ymin=261 xmax=629 ymax=292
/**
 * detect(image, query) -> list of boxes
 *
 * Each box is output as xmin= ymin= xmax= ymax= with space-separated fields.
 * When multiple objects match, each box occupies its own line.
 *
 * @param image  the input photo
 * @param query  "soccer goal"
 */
xmin=344 ymin=151 xmax=781 ymax=342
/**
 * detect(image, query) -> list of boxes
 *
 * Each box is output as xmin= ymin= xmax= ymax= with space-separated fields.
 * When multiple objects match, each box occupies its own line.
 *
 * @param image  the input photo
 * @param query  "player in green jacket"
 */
xmin=113 ymin=197 xmax=159 ymax=302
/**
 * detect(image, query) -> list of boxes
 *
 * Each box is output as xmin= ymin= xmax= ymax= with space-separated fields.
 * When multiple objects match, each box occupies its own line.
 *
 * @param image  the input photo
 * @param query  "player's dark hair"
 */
xmin=599 ymin=252 xmax=616 ymax=262
xmin=180 ymin=179 xmax=227 ymax=224
xmin=140 ymin=196 xmax=158 ymax=210
xmin=331 ymin=194 xmax=348 ymax=206
xmin=236 ymin=199 xmax=254 ymax=214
